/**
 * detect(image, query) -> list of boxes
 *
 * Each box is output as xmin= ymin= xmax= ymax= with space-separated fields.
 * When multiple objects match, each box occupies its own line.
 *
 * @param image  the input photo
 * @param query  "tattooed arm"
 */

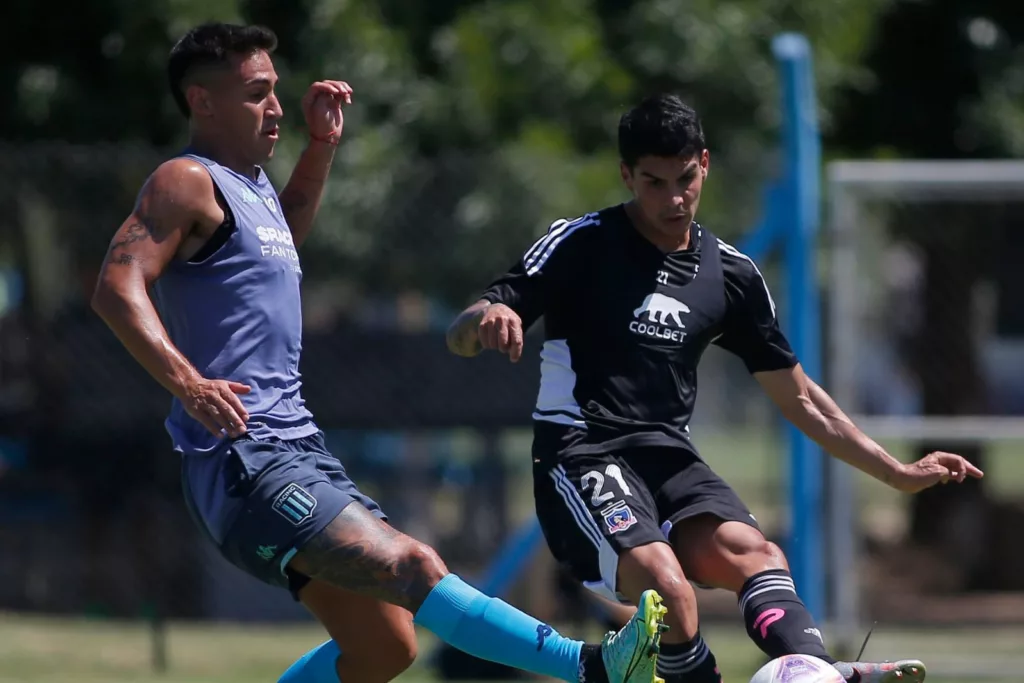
xmin=278 ymin=139 xmax=335 ymax=248
xmin=446 ymin=301 xmax=529 ymax=362
xmin=91 ymin=158 xmax=251 ymax=438
xmin=446 ymin=301 xmax=490 ymax=358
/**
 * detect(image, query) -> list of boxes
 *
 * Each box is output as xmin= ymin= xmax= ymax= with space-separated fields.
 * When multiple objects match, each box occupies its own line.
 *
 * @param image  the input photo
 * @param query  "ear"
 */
xmin=620 ymin=161 xmax=635 ymax=192
xmin=185 ymin=83 xmax=213 ymax=118
xmin=700 ymin=149 xmax=710 ymax=178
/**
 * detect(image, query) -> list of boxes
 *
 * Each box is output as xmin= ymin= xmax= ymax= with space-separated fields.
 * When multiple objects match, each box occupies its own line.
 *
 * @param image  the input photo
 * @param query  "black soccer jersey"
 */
xmin=480 ymin=203 xmax=798 ymax=458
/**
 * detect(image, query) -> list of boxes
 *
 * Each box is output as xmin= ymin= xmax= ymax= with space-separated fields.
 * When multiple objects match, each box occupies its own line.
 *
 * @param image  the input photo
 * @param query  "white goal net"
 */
xmin=824 ymin=160 xmax=1024 ymax=678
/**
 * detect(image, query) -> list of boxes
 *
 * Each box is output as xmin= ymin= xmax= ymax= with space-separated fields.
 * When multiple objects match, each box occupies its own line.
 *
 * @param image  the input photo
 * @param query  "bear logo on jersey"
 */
xmin=633 ymin=293 xmax=689 ymax=326
xmin=630 ymin=292 xmax=689 ymax=342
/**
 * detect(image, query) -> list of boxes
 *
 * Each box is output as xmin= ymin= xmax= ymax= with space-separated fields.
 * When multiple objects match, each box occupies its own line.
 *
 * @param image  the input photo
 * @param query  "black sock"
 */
xmin=738 ymin=569 xmax=835 ymax=664
xmin=656 ymin=633 xmax=721 ymax=683
xmin=578 ymin=644 xmax=609 ymax=683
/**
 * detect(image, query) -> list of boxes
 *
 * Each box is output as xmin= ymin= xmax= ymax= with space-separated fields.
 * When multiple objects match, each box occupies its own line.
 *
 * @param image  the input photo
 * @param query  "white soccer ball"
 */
xmin=750 ymin=654 xmax=844 ymax=683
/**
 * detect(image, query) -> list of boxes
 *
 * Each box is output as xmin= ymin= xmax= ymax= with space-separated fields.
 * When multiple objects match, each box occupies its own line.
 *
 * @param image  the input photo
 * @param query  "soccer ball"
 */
xmin=749 ymin=654 xmax=844 ymax=683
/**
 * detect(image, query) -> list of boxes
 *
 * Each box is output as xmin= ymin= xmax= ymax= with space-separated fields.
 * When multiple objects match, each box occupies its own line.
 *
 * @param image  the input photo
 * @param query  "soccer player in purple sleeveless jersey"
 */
xmin=92 ymin=22 xmax=669 ymax=683
xmin=447 ymin=94 xmax=985 ymax=683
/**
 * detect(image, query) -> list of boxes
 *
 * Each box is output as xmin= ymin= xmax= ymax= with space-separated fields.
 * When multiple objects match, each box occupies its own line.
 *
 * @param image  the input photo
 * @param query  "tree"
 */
xmin=5 ymin=0 xmax=894 ymax=306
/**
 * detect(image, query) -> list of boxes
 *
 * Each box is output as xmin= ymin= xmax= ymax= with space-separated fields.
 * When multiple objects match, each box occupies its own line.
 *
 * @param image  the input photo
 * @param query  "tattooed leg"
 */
xmin=286 ymin=503 xmax=618 ymax=683
xmin=288 ymin=501 xmax=445 ymax=611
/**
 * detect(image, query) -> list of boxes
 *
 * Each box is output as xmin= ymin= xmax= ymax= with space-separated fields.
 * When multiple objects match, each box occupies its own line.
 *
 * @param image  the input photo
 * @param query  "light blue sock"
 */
xmin=414 ymin=574 xmax=584 ymax=682
xmin=278 ymin=640 xmax=340 ymax=683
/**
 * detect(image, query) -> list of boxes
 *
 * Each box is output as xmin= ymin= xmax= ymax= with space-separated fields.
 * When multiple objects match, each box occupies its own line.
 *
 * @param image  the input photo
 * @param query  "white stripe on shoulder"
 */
xmin=522 ymin=213 xmax=600 ymax=276
xmin=717 ymin=238 xmax=777 ymax=318
xmin=523 ymin=219 xmax=570 ymax=264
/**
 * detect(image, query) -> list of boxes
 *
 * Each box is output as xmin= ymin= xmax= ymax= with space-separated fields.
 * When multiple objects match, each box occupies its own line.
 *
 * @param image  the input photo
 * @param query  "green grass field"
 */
xmin=4 ymin=428 xmax=1024 ymax=682
xmin=1 ymin=612 xmax=1022 ymax=683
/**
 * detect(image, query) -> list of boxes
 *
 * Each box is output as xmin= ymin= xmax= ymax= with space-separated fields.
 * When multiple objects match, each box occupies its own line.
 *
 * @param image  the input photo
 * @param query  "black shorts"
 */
xmin=533 ymin=444 xmax=759 ymax=602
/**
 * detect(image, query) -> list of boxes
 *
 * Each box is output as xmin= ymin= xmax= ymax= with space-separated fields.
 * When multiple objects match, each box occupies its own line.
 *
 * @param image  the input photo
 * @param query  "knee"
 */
xmin=762 ymin=541 xmax=788 ymax=568
xmin=649 ymin=569 xmax=696 ymax=606
xmin=735 ymin=537 xmax=786 ymax=569
xmin=400 ymin=541 xmax=448 ymax=583
xmin=717 ymin=524 xmax=781 ymax=563
xmin=386 ymin=650 xmax=417 ymax=681
xmin=396 ymin=633 xmax=419 ymax=671
xmin=718 ymin=530 xmax=788 ymax=582
xmin=619 ymin=543 xmax=695 ymax=604
xmin=335 ymin=608 xmax=418 ymax=683
xmin=342 ymin=632 xmax=417 ymax=683
xmin=616 ymin=543 xmax=698 ymax=640
xmin=393 ymin=541 xmax=449 ymax=600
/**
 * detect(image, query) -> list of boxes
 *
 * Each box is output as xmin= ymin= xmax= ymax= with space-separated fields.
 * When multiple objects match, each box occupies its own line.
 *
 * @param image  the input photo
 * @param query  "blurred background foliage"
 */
xmin=7 ymin=0 xmax=1022 ymax=306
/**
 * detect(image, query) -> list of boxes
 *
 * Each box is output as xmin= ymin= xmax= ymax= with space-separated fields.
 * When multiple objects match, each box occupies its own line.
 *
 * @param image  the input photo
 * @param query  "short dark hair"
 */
xmin=168 ymin=23 xmax=278 ymax=118
xmin=618 ymin=94 xmax=706 ymax=168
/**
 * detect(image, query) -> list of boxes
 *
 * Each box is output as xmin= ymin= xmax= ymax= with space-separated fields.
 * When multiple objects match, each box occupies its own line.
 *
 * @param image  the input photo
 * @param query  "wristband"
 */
xmin=310 ymin=132 xmax=340 ymax=146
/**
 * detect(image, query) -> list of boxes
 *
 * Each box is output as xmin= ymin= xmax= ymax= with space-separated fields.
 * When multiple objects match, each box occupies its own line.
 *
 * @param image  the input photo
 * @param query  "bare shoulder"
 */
xmin=141 ymin=158 xmax=220 ymax=224
xmin=99 ymin=159 xmax=223 ymax=274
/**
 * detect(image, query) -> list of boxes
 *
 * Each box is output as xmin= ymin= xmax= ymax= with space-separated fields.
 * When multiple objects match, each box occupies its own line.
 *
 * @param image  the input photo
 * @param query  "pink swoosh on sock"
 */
xmin=752 ymin=608 xmax=786 ymax=639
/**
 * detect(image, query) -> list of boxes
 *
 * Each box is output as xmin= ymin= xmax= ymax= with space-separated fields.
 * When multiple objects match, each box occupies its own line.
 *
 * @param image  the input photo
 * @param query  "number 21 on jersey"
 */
xmin=581 ymin=464 xmax=633 ymax=507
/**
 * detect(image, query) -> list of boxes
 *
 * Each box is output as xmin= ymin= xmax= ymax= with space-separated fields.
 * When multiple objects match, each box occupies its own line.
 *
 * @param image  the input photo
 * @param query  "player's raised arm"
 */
xmin=278 ymin=80 xmax=351 ymax=247
xmin=91 ymin=158 xmax=250 ymax=438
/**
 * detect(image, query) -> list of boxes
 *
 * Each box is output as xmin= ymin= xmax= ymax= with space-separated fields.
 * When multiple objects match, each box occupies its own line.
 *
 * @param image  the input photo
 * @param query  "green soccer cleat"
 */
xmin=833 ymin=659 xmax=927 ymax=683
xmin=601 ymin=589 xmax=669 ymax=683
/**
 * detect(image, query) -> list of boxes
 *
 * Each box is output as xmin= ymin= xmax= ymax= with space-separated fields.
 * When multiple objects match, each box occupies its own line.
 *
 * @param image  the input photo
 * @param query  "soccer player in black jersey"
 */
xmin=446 ymin=94 xmax=983 ymax=683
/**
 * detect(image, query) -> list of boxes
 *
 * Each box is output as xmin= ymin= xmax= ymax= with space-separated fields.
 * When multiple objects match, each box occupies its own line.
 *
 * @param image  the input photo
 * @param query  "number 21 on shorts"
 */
xmin=580 ymin=464 xmax=633 ymax=508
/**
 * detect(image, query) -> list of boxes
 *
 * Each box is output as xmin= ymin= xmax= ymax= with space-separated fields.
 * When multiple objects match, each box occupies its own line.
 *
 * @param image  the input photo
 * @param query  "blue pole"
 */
xmin=772 ymin=33 xmax=825 ymax=621
xmin=476 ymin=518 xmax=545 ymax=597
xmin=736 ymin=183 xmax=784 ymax=261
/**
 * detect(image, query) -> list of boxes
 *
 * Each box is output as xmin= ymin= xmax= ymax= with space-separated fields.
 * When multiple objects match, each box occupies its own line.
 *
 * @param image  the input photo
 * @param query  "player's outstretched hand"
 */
xmin=302 ymin=80 xmax=352 ymax=145
xmin=182 ymin=377 xmax=252 ymax=439
xmin=478 ymin=303 xmax=524 ymax=362
xmin=894 ymin=451 xmax=985 ymax=493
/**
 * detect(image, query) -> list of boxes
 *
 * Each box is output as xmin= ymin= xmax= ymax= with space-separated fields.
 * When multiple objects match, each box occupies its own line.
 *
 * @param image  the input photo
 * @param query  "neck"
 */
xmin=624 ymin=201 xmax=692 ymax=253
xmin=188 ymin=128 xmax=258 ymax=179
